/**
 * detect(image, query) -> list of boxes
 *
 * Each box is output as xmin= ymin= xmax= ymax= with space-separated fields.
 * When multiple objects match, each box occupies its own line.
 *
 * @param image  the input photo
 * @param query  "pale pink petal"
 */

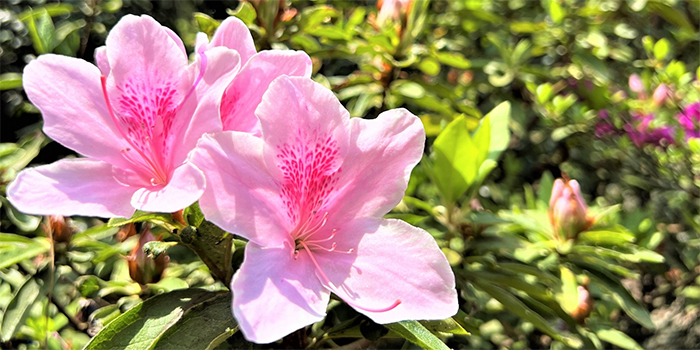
xmin=318 ymin=218 xmax=457 ymax=324
xmin=130 ymin=161 xmax=205 ymax=213
xmin=326 ymin=108 xmax=424 ymax=225
xmin=105 ymin=15 xmax=188 ymax=87
xmin=194 ymin=32 xmax=209 ymax=53
xmin=168 ymin=46 xmax=240 ymax=168
xmin=232 ymin=243 xmax=329 ymax=344
xmin=7 ymin=159 xmax=136 ymax=218
xmin=94 ymin=46 xmax=110 ymax=75
xmin=209 ymin=16 xmax=257 ymax=64
xmin=163 ymin=26 xmax=187 ymax=58
xmin=191 ymin=132 xmax=289 ymax=246
xmin=256 ymin=76 xmax=351 ymax=182
xmin=23 ymin=55 xmax=130 ymax=168
xmin=221 ymin=50 xmax=312 ymax=133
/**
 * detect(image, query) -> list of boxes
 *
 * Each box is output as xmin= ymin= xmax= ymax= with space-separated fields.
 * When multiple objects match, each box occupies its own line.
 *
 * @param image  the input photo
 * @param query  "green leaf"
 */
xmin=84 ymin=289 xmax=228 ymax=350
xmin=24 ymin=8 xmax=55 ymax=54
xmin=547 ymin=0 xmax=566 ymax=23
xmin=433 ymin=51 xmax=471 ymax=69
xmin=647 ymin=2 xmax=696 ymax=33
xmin=583 ymin=267 xmax=654 ymax=329
xmin=0 ymin=73 xmax=22 ymax=90
xmin=418 ymin=58 xmax=441 ymax=76
xmin=194 ymin=13 xmax=220 ymax=36
xmin=473 ymin=281 xmax=582 ymax=348
xmin=594 ymin=328 xmax=643 ymax=350
xmin=1 ymin=270 xmax=52 ymax=342
xmin=484 ymin=102 xmax=511 ymax=161
xmin=0 ymin=233 xmax=50 ymax=269
xmin=558 ymin=267 xmax=579 ymax=313
xmin=578 ymin=230 xmax=635 ymax=246
xmin=143 ymin=241 xmax=178 ymax=259
xmin=385 ymin=321 xmax=450 ymax=350
xmin=430 ymin=116 xmax=479 ymax=204
xmin=17 ymin=4 xmax=73 ymax=21
xmin=420 ymin=318 xmax=470 ymax=336
xmin=108 ymin=211 xmax=180 ymax=231
xmin=1 ymin=197 xmax=41 ymax=232
xmin=653 ymin=38 xmax=670 ymax=61
xmin=226 ymin=2 xmax=257 ymax=26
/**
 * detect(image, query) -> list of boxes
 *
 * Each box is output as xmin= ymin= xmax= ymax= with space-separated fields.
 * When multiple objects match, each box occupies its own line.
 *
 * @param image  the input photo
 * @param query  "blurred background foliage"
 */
xmin=1 ymin=0 xmax=699 ymax=349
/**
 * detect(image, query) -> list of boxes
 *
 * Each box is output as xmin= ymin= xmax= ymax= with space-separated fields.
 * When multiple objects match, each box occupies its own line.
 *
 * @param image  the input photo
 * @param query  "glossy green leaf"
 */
xmin=430 ymin=115 xmax=479 ymax=204
xmin=558 ymin=267 xmax=579 ymax=313
xmin=143 ymin=241 xmax=178 ymax=259
xmin=474 ymin=281 xmax=582 ymax=348
xmin=484 ymin=102 xmax=511 ymax=161
xmin=583 ymin=267 xmax=654 ymax=329
xmin=433 ymin=51 xmax=471 ymax=69
xmin=108 ymin=211 xmax=181 ymax=231
xmin=1 ymin=270 xmax=51 ymax=342
xmin=653 ymin=38 xmax=670 ymax=61
xmin=594 ymin=328 xmax=643 ymax=350
xmin=226 ymin=1 xmax=257 ymax=26
xmin=17 ymin=4 xmax=73 ymax=21
xmin=0 ymin=233 xmax=50 ymax=269
xmin=84 ymin=289 xmax=224 ymax=350
xmin=385 ymin=320 xmax=450 ymax=350
xmin=420 ymin=317 xmax=470 ymax=336
xmin=0 ymin=73 xmax=22 ymax=90
xmin=194 ymin=13 xmax=220 ymax=36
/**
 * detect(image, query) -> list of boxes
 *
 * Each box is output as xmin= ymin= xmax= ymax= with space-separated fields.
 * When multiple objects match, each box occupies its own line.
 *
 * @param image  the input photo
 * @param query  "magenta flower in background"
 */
xmin=679 ymin=102 xmax=700 ymax=139
xmin=8 ymin=15 xmax=241 ymax=217
xmin=192 ymin=76 xmax=457 ymax=343
xmin=195 ymin=17 xmax=312 ymax=135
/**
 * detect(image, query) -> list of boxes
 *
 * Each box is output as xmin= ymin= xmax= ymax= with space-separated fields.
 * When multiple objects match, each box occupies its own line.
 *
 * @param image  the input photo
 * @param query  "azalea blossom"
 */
xmin=8 ymin=15 xmax=240 ymax=217
xmin=195 ymin=16 xmax=312 ymax=135
xmin=192 ymin=76 xmax=457 ymax=343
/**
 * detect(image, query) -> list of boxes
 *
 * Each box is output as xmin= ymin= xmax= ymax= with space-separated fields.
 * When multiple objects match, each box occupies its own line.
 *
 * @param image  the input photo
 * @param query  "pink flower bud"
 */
xmin=652 ymin=84 xmax=668 ymax=105
xmin=549 ymin=178 xmax=591 ymax=238
xmin=127 ymin=226 xmax=169 ymax=285
xmin=629 ymin=74 xmax=644 ymax=94
xmin=571 ymin=285 xmax=593 ymax=322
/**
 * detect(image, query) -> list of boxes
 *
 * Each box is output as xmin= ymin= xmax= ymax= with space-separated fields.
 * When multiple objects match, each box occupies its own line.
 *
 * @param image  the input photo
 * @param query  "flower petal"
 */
xmin=191 ymin=131 xmax=289 ymax=246
xmin=7 ymin=158 xmax=136 ymax=218
xmin=327 ymin=108 xmax=425 ymax=224
xmin=23 ymin=54 xmax=130 ymax=168
xmin=318 ymin=218 xmax=458 ymax=324
xmin=256 ymin=76 xmax=350 ymax=181
xmin=168 ymin=46 xmax=240 ymax=168
xmin=94 ymin=46 xmax=110 ymax=75
xmin=130 ymin=161 xmax=205 ymax=213
xmin=221 ymin=50 xmax=312 ymax=134
xmin=105 ymin=15 xmax=188 ymax=88
xmin=232 ymin=243 xmax=329 ymax=344
xmin=209 ymin=16 xmax=257 ymax=64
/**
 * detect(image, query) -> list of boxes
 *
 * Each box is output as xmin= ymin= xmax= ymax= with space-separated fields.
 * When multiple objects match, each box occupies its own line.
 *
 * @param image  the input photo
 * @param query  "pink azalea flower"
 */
xmin=195 ymin=16 xmax=312 ymax=135
xmin=191 ymin=76 xmax=457 ymax=343
xmin=8 ymin=15 xmax=241 ymax=217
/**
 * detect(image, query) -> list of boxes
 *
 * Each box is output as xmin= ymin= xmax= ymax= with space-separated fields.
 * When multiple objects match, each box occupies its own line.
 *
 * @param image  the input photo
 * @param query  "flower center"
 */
xmin=101 ymin=52 xmax=208 ymax=186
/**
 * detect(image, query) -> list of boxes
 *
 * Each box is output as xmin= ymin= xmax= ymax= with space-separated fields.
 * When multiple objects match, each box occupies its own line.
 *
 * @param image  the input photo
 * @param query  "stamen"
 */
xmin=305 ymin=229 xmax=337 ymax=244
xmin=299 ymin=241 xmax=401 ymax=313
xmin=298 ymin=212 xmax=329 ymax=241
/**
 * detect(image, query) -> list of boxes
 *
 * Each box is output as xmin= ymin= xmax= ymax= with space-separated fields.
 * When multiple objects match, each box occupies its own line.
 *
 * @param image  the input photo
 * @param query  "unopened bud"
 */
xmin=629 ymin=74 xmax=644 ymax=94
xmin=48 ymin=215 xmax=74 ymax=244
xmin=127 ymin=226 xmax=169 ymax=285
xmin=549 ymin=178 xmax=592 ymax=239
xmin=571 ymin=285 xmax=594 ymax=322
xmin=652 ymin=84 xmax=668 ymax=106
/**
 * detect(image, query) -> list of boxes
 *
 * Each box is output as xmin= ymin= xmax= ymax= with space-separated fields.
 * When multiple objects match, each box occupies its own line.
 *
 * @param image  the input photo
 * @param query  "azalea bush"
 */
xmin=1 ymin=0 xmax=699 ymax=349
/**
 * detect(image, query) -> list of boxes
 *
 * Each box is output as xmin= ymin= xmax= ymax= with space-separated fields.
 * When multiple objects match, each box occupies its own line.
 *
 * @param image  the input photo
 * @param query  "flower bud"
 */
xmin=571 ymin=285 xmax=594 ymax=322
xmin=549 ymin=178 xmax=591 ymax=238
xmin=47 ymin=215 xmax=74 ymax=244
xmin=127 ymin=226 xmax=169 ymax=285
xmin=652 ymin=84 xmax=668 ymax=106
xmin=628 ymin=74 xmax=644 ymax=94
